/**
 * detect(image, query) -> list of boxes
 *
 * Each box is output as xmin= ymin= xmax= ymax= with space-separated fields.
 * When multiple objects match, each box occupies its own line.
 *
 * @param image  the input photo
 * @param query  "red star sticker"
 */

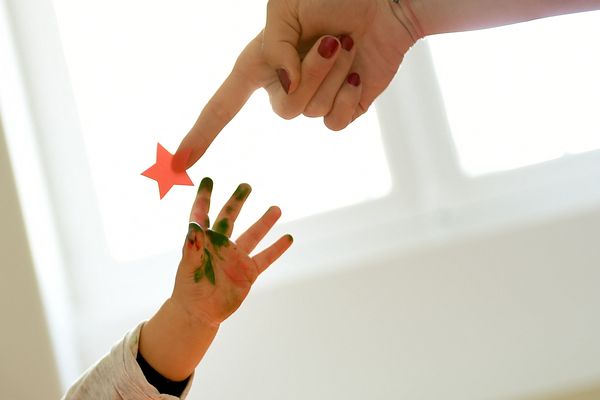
xmin=142 ymin=143 xmax=194 ymax=199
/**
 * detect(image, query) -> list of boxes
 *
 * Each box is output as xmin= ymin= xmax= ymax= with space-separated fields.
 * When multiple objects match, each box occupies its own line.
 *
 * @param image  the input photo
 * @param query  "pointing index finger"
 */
xmin=172 ymin=55 xmax=259 ymax=172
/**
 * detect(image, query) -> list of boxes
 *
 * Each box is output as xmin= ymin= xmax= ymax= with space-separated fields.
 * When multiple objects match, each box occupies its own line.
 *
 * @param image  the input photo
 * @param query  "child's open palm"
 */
xmin=172 ymin=178 xmax=293 ymax=327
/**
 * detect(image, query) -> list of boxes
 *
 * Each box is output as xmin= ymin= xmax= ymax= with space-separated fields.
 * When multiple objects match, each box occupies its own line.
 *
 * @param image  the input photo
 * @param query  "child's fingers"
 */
xmin=183 ymin=222 xmax=206 ymax=260
xmin=252 ymin=234 xmax=294 ymax=274
xmin=189 ymin=177 xmax=214 ymax=228
xmin=236 ymin=206 xmax=282 ymax=254
xmin=212 ymin=183 xmax=252 ymax=237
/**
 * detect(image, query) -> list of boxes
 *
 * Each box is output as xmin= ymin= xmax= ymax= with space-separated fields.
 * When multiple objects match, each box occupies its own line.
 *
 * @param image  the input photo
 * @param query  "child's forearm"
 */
xmin=412 ymin=0 xmax=600 ymax=35
xmin=138 ymin=298 xmax=219 ymax=382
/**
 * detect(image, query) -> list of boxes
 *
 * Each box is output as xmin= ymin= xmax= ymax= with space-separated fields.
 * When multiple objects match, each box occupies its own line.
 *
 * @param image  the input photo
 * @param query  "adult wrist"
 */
xmin=390 ymin=0 xmax=427 ymax=42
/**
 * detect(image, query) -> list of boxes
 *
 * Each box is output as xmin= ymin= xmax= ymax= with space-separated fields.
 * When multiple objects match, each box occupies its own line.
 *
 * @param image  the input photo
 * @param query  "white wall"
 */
xmin=188 ymin=205 xmax=600 ymax=399
xmin=0 ymin=119 xmax=62 ymax=398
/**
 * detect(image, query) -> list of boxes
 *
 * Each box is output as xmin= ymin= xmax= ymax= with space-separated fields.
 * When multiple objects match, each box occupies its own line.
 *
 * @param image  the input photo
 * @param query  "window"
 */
xmin=428 ymin=12 xmax=600 ymax=176
xmin=50 ymin=0 xmax=391 ymax=262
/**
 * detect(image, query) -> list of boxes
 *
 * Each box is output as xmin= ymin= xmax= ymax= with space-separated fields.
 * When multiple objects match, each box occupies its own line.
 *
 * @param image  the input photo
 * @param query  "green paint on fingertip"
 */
xmin=233 ymin=184 xmax=250 ymax=201
xmin=189 ymin=222 xmax=202 ymax=232
xmin=194 ymin=266 xmax=203 ymax=282
xmin=203 ymin=248 xmax=216 ymax=285
xmin=214 ymin=218 xmax=229 ymax=235
xmin=285 ymin=234 xmax=294 ymax=243
xmin=207 ymin=229 xmax=229 ymax=248
xmin=199 ymin=177 xmax=213 ymax=193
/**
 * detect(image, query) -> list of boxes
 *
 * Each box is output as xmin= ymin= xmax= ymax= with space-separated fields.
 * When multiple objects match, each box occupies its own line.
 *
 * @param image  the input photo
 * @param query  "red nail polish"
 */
xmin=318 ymin=37 xmax=339 ymax=59
xmin=277 ymin=68 xmax=291 ymax=94
xmin=339 ymin=35 xmax=354 ymax=52
xmin=347 ymin=72 xmax=361 ymax=87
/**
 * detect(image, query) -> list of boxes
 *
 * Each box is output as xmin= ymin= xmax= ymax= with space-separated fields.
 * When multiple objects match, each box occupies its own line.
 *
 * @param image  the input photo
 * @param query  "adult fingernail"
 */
xmin=339 ymin=35 xmax=354 ymax=52
xmin=347 ymin=72 xmax=361 ymax=87
xmin=277 ymin=68 xmax=291 ymax=94
xmin=172 ymin=148 xmax=191 ymax=172
xmin=318 ymin=37 xmax=339 ymax=59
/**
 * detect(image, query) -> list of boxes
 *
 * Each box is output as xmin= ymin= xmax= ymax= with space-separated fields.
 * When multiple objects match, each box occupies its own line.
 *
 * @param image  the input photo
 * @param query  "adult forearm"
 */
xmin=412 ymin=0 xmax=600 ymax=35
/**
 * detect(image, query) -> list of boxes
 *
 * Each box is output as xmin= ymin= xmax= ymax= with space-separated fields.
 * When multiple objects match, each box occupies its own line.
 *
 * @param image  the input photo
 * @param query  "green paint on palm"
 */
xmin=203 ymin=248 xmax=216 ymax=285
xmin=207 ymin=229 xmax=229 ymax=248
xmin=194 ymin=267 xmax=203 ymax=282
xmin=214 ymin=218 xmax=229 ymax=235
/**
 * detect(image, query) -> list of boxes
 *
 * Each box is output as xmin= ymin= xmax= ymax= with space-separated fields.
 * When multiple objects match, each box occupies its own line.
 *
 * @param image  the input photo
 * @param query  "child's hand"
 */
xmin=138 ymin=178 xmax=292 ymax=381
xmin=171 ymin=177 xmax=293 ymax=328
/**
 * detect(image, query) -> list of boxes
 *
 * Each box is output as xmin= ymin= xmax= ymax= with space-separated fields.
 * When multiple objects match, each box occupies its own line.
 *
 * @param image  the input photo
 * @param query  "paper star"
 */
xmin=142 ymin=143 xmax=193 ymax=199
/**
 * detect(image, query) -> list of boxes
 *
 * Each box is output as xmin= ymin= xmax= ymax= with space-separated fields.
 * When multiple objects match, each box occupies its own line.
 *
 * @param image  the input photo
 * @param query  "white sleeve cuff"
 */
xmin=62 ymin=322 xmax=194 ymax=399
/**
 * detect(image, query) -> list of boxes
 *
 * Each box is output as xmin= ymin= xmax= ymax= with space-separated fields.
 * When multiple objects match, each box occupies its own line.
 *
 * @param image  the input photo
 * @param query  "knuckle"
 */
xmin=324 ymin=116 xmax=345 ymax=132
xmin=304 ymin=99 xmax=331 ymax=118
xmin=271 ymin=99 xmax=301 ymax=120
xmin=337 ymin=96 xmax=356 ymax=110
xmin=303 ymin=64 xmax=325 ymax=83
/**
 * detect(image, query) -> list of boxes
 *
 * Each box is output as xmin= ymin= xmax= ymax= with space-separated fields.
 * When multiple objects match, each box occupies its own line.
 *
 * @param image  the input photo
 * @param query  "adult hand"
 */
xmin=173 ymin=0 xmax=419 ymax=171
xmin=174 ymin=0 xmax=600 ymax=171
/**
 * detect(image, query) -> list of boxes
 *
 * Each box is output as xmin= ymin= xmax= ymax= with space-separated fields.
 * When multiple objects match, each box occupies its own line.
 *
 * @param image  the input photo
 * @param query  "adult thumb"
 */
xmin=262 ymin=1 xmax=302 ymax=95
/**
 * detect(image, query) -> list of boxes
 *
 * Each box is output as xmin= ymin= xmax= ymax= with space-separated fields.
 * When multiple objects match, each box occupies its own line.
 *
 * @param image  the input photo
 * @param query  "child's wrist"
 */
xmin=164 ymin=296 xmax=221 ymax=336
xmin=139 ymin=299 xmax=219 ymax=381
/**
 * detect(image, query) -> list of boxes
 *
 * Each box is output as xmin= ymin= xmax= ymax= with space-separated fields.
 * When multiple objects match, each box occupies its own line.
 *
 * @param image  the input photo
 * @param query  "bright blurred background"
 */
xmin=1 ymin=0 xmax=600 ymax=398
